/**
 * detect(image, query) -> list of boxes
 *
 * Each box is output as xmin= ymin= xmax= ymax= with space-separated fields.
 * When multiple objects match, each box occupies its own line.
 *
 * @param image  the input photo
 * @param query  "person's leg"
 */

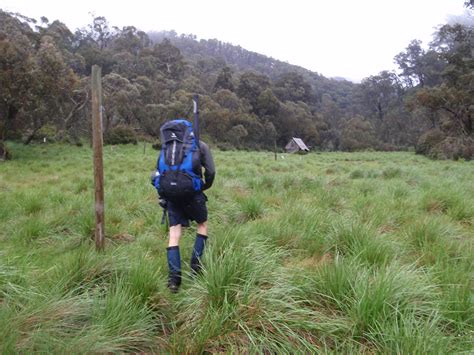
xmin=196 ymin=221 xmax=208 ymax=236
xmin=166 ymin=198 xmax=191 ymax=292
xmin=167 ymin=224 xmax=182 ymax=292
xmin=169 ymin=224 xmax=182 ymax=247
xmin=191 ymin=221 xmax=208 ymax=275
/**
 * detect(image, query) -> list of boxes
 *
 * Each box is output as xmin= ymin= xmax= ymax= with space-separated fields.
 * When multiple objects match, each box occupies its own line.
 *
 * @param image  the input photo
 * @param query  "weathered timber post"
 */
xmin=274 ymin=139 xmax=277 ymax=161
xmin=91 ymin=65 xmax=105 ymax=251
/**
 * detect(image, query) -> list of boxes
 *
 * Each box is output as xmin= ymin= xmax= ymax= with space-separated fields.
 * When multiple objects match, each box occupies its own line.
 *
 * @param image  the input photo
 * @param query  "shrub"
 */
xmin=461 ymin=140 xmax=474 ymax=161
xmin=37 ymin=124 xmax=59 ymax=142
xmin=54 ymin=131 xmax=84 ymax=146
xmin=216 ymin=142 xmax=234 ymax=151
xmin=151 ymin=141 xmax=161 ymax=150
xmin=429 ymin=136 xmax=474 ymax=160
xmin=415 ymin=129 xmax=445 ymax=155
xmin=135 ymin=133 xmax=155 ymax=143
xmin=378 ymin=143 xmax=399 ymax=152
xmin=340 ymin=116 xmax=379 ymax=151
xmin=23 ymin=124 xmax=59 ymax=143
xmin=415 ymin=129 xmax=473 ymax=160
xmin=104 ymin=126 xmax=137 ymax=145
xmin=0 ymin=142 xmax=12 ymax=160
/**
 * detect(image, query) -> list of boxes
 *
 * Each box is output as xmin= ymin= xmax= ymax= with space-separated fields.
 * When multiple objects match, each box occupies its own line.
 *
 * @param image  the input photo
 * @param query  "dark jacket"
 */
xmin=195 ymin=141 xmax=215 ymax=190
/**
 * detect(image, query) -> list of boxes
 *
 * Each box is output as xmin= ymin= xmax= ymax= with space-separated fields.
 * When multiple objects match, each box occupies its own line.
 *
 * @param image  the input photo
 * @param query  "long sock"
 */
xmin=191 ymin=234 xmax=208 ymax=265
xmin=167 ymin=246 xmax=181 ymax=274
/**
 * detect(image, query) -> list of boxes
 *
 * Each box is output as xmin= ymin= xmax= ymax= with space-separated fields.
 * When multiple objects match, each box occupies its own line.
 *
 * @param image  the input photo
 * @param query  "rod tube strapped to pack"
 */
xmin=193 ymin=94 xmax=200 ymax=144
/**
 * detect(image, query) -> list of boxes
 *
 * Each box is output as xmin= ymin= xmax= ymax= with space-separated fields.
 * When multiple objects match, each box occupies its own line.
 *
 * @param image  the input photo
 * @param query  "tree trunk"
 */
xmin=64 ymin=92 xmax=89 ymax=130
xmin=0 ymin=122 xmax=10 ymax=161
xmin=429 ymin=111 xmax=437 ymax=128
xmin=3 ymin=105 xmax=18 ymax=140
xmin=1 ymin=105 xmax=18 ymax=160
xmin=461 ymin=111 xmax=472 ymax=136
xmin=0 ymin=143 xmax=6 ymax=161
xmin=1 ymin=116 xmax=6 ymax=161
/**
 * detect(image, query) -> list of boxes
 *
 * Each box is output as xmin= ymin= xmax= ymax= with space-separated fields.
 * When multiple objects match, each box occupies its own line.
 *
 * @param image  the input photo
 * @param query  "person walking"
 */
xmin=152 ymin=119 xmax=215 ymax=292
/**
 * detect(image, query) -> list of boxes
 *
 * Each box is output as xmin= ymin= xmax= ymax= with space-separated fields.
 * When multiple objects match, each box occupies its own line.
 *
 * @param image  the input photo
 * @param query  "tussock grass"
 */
xmin=349 ymin=169 xmax=364 ymax=179
xmin=53 ymin=247 xmax=115 ymax=294
xmin=0 ymin=143 xmax=472 ymax=352
xmin=368 ymin=311 xmax=455 ymax=354
xmin=326 ymin=221 xmax=394 ymax=267
xmin=382 ymin=166 xmax=403 ymax=179
xmin=238 ymin=195 xmax=265 ymax=221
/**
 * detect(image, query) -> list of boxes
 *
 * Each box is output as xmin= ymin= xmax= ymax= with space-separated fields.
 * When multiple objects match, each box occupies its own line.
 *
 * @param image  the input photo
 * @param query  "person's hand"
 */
xmin=159 ymin=198 xmax=167 ymax=209
xmin=151 ymin=170 xmax=159 ymax=186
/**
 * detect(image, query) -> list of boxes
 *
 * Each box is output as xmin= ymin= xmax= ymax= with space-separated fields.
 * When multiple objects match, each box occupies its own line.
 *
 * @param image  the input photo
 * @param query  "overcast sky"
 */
xmin=1 ymin=0 xmax=469 ymax=82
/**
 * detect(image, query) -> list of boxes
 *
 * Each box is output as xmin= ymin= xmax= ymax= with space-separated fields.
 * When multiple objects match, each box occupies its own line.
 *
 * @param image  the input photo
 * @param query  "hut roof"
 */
xmin=285 ymin=137 xmax=309 ymax=152
xmin=292 ymin=138 xmax=309 ymax=151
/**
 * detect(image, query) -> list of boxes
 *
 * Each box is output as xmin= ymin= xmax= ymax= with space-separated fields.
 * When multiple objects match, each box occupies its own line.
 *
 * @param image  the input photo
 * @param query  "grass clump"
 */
xmin=174 ymin=234 xmax=348 ymax=352
xmin=0 ymin=144 xmax=472 ymax=353
xmin=382 ymin=166 xmax=402 ymax=179
xmin=326 ymin=221 xmax=394 ymax=267
xmin=238 ymin=196 xmax=265 ymax=221
xmin=350 ymin=169 xmax=365 ymax=179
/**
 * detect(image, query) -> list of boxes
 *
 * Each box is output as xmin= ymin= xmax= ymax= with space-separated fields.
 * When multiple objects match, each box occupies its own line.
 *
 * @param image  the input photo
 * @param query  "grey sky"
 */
xmin=1 ymin=0 xmax=469 ymax=82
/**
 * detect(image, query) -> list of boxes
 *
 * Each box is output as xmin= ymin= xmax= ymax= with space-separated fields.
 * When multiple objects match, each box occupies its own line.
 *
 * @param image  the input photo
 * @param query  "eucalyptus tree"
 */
xmin=237 ymin=71 xmax=271 ymax=113
xmin=214 ymin=66 xmax=235 ymax=92
xmin=411 ymin=23 xmax=473 ymax=137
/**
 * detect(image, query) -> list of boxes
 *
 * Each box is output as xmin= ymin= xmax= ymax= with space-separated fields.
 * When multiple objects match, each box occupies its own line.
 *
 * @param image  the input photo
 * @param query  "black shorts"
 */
xmin=167 ymin=193 xmax=208 ymax=227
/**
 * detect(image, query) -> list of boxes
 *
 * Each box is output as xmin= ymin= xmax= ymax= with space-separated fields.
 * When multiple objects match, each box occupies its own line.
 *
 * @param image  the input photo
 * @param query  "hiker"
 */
xmin=151 ymin=119 xmax=215 ymax=292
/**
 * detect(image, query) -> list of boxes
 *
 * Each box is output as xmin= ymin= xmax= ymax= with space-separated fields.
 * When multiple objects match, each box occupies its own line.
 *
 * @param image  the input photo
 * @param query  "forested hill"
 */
xmin=1 ymin=7 xmax=473 ymax=160
xmin=148 ymin=31 xmax=356 ymax=107
xmin=147 ymin=30 xmax=357 ymax=133
xmin=148 ymin=31 xmax=329 ymax=81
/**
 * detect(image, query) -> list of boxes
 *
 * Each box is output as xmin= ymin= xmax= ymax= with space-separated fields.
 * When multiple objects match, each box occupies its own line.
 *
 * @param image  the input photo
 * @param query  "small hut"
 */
xmin=285 ymin=137 xmax=310 ymax=153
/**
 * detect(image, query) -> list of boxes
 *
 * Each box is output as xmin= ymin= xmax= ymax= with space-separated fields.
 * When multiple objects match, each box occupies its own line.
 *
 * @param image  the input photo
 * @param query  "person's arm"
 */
xmin=199 ymin=141 xmax=215 ymax=190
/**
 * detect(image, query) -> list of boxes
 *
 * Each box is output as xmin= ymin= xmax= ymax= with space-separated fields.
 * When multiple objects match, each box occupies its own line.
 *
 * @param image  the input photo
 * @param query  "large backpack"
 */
xmin=153 ymin=119 xmax=202 ymax=200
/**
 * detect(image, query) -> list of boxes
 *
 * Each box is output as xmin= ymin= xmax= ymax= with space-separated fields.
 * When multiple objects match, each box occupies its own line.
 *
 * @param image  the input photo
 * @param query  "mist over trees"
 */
xmin=0 ymin=6 xmax=472 ymax=160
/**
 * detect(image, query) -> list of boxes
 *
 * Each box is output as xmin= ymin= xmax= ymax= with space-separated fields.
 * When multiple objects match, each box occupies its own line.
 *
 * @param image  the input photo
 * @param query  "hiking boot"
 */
xmin=190 ymin=234 xmax=207 ymax=276
xmin=190 ymin=259 xmax=202 ymax=276
xmin=167 ymin=272 xmax=181 ymax=293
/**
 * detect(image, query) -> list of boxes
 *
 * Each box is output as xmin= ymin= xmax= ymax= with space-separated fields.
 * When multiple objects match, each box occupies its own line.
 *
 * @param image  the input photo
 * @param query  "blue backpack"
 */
xmin=152 ymin=119 xmax=202 ymax=200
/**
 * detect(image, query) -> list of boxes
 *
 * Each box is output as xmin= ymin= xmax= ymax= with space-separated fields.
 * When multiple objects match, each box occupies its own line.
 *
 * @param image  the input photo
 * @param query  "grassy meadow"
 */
xmin=0 ymin=143 xmax=473 ymax=353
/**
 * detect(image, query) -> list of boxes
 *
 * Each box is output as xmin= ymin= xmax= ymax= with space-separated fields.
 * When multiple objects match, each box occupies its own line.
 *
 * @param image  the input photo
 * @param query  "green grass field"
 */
xmin=1 ymin=143 xmax=473 ymax=353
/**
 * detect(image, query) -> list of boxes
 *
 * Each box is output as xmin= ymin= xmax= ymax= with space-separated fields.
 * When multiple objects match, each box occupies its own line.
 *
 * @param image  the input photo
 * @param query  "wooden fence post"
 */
xmin=274 ymin=139 xmax=277 ymax=161
xmin=91 ymin=65 xmax=105 ymax=251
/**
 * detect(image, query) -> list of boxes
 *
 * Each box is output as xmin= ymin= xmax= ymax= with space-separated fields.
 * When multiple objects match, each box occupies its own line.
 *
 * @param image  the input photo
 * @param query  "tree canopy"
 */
xmin=0 ymin=9 xmax=472 ymax=159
